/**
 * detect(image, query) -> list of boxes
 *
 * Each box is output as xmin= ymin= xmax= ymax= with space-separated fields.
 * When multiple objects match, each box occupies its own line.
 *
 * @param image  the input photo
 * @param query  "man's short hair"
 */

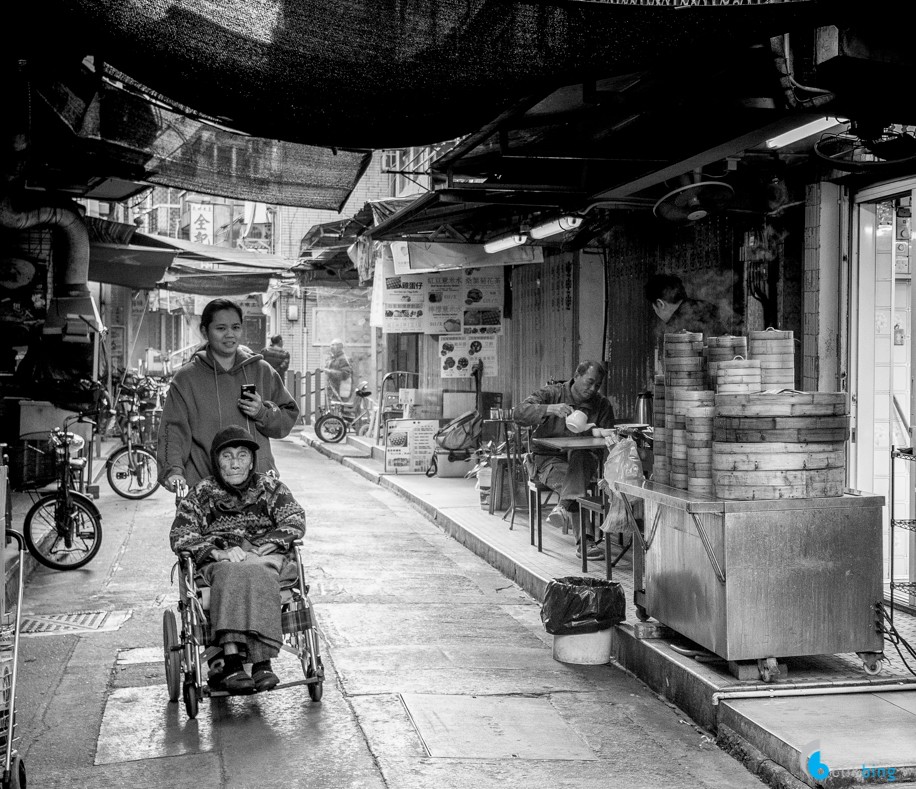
xmin=270 ymin=334 xmax=283 ymax=345
xmin=644 ymin=274 xmax=687 ymax=305
xmin=575 ymin=360 xmax=606 ymax=380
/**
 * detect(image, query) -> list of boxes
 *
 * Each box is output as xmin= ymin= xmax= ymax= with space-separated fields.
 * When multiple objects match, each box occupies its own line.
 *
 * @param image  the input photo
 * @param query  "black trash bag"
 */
xmin=540 ymin=577 xmax=626 ymax=636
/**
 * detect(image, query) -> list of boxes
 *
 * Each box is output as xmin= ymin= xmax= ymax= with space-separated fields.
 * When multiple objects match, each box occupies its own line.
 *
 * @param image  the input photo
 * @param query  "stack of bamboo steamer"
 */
xmin=712 ymin=391 xmax=848 ymax=500
xmin=716 ymin=357 xmax=762 ymax=394
xmin=748 ymin=328 xmax=795 ymax=389
xmin=685 ymin=404 xmax=715 ymax=495
xmin=663 ymin=331 xmax=706 ymax=490
xmin=652 ymin=374 xmax=669 ymax=485
xmin=705 ymin=336 xmax=747 ymax=390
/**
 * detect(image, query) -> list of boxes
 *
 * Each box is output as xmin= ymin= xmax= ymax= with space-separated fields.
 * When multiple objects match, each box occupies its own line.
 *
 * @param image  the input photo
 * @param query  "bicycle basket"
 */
xmin=9 ymin=436 xmax=56 ymax=489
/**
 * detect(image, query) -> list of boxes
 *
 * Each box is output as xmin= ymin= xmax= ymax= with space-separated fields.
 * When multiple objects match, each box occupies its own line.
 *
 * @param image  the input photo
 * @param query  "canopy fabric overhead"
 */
xmin=88 ymin=243 xmax=177 ymax=289
xmin=133 ymin=234 xmax=295 ymax=271
xmin=24 ymin=1 xmax=828 ymax=150
xmin=33 ymin=76 xmax=370 ymax=211
xmin=158 ymin=264 xmax=282 ymax=297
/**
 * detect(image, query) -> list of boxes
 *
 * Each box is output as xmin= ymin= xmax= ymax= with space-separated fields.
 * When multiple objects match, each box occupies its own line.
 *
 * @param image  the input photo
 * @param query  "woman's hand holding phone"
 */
xmin=238 ymin=384 xmax=263 ymax=418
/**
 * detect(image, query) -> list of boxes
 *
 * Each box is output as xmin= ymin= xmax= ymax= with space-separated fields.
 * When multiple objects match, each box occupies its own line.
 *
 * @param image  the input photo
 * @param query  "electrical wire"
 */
xmin=880 ymin=602 xmax=916 ymax=678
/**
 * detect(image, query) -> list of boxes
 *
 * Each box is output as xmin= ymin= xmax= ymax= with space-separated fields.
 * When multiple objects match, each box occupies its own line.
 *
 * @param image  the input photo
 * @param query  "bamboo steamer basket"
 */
xmin=717 ymin=356 xmax=762 ymax=394
xmin=711 ymin=390 xmax=847 ymax=500
xmin=714 ymin=391 xmax=844 ymax=412
xmin=665 ymin=330 xmax=703 ymax=344
xmin=748 ymin=329 xmax=795 ymax=388
xmin=748 ymin=328 xmax=793 ymax=342
xmin=706 ymin=336 xmax=748 ymax=387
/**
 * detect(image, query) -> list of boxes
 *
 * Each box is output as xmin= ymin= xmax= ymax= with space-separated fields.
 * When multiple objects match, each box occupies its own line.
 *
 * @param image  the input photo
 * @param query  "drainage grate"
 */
xmin=21 ymin=610 xmax=132 ymax=636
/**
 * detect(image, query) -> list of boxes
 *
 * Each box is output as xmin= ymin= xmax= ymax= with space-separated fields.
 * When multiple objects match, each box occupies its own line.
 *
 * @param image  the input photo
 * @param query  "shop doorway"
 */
xmin=852 ymin=184 xmax=916 ymax=609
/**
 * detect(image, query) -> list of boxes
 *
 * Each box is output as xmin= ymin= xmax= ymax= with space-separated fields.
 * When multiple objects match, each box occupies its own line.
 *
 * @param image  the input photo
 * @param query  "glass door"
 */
xmin=852 ymin=188 xmax=915 ymax=609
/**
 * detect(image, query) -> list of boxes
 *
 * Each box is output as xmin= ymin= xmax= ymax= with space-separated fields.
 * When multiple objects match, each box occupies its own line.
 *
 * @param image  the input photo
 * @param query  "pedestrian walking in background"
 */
xmin=322 ymin=338 xmax=353 ymax=401
xmin=260 ymin=334 xmax=290 ymax=379
xmin=157 ymin=298 xmax=299 ymax=492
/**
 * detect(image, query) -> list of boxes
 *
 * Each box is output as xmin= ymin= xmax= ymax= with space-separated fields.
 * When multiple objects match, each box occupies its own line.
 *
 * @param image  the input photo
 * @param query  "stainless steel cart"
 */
xmin=616 ymin=479 xmax=886 ymax=681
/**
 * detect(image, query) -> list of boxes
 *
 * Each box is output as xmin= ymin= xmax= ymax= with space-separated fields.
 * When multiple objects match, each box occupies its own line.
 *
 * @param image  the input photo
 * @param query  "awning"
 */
xmin=88 ymin=243 xmax=177 ymax=290
xmin=86 ymin=218 xmax=297 ymax=294
xmin=24 ymin=1 xmax=827 ymax=149
xmin=158 ymin=264 xmax=287 ymax=297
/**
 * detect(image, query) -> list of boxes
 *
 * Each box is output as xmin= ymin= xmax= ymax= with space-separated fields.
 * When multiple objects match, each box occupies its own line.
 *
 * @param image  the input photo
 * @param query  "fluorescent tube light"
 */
xmin=529 ymin=215 xmax=583 ymax=240
xmin=483 ymin=233 xmax=528 ymax=254
xmin=765 ymin=117 xmax=841 ymax=149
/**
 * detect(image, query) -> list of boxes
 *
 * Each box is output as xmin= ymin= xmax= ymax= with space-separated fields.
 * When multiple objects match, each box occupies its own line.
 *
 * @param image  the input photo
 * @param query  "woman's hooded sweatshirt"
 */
xmin=157 ymin=345 xmax=299 ymax=486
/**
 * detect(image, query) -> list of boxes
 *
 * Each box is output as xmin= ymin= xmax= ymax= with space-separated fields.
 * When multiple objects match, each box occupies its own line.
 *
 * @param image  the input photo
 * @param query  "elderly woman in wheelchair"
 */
xmin=169 ymin=425 xmax=307 ymax=696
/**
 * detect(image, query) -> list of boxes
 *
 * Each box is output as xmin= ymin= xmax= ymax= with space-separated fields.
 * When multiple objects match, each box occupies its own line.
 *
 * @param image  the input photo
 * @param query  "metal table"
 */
xmin=615 ymin=478 xmax=886 ymax=680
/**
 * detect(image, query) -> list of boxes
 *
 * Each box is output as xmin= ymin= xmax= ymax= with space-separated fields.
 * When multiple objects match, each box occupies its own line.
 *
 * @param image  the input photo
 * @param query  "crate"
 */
xmin=8 ymin=438 xmax=55 ymax=489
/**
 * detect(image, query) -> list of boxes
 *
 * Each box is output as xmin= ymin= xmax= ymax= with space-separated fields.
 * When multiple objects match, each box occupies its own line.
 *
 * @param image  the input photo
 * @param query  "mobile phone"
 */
xmin=241 ymin=384 xmax=257 ymax=398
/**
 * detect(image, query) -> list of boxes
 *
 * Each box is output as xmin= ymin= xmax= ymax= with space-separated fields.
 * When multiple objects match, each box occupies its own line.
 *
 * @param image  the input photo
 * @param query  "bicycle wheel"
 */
xmin=23 ymin=494 xmax=102 ymax=570
xmin=315 ymin=413 xmax=347 ymax=443
xmin=107 ymin=446 xmax=161 ymax=499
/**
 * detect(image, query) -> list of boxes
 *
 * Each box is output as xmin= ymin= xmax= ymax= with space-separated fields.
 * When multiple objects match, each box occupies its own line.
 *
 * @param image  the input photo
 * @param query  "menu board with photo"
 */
xmin=382 ymin=271 xmax=428 ymax=333
xmin=461 ymin=271 xmax=504 ymax=335
xmin=384 ymin=419 xmax=439 ymax=474
xmin=423 ymin=272 xmax=464 ymax=334
xmin=438 ymin=334 xmax=498 ymax=379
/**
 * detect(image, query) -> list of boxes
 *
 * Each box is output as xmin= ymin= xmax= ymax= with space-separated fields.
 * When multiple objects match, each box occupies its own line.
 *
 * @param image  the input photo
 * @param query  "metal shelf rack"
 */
xmin=889 ymin=447 xmax=916 ymax=623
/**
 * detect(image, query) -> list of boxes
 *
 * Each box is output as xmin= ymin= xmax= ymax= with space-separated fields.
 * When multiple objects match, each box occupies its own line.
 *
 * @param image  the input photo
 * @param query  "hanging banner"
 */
xmin=438 ymin=334 xmax=498 ymax=378
xmin=384 ymin=419 xmax=439 ymax=474
xmin=188 ymin=203 xmax=214 ymax=246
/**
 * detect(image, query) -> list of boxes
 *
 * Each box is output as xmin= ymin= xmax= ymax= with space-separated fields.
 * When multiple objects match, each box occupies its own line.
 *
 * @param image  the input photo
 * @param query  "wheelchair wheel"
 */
xmin=307 ymin=659 xmax=324 ymax=702
xmin=4 ymin=752 xmax=25 ymax=789
xmin=315 ymin=413 xmax=347 ymax=443
xmin=183 ymin=679 xmax=199 ymax=719
xmin=163 ymin=610 xmax=181 ymax=702
xmin=295 ymin=628 xmax=324 ymax=702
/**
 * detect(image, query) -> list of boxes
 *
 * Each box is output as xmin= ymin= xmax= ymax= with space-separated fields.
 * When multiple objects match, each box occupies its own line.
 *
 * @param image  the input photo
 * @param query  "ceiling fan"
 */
xmin=652 ymin=177 xmax=735 ymax=224
xmin=813 ymin=121 xmax=916 ymax=172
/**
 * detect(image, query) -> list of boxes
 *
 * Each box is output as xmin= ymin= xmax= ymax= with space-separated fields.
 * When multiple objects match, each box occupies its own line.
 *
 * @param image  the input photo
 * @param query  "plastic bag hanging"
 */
xmin=599 ymin=437 xmax=644 ymax=535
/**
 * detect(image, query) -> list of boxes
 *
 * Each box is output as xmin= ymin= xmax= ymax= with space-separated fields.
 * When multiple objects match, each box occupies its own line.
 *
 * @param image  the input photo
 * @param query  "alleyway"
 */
xmin=11 ymin=434 xmax=765 ymax=789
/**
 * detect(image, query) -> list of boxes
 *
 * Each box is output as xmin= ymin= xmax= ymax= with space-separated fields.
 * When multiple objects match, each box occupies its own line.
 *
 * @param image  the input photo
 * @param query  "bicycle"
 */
xmin=15 ymin=413 xmax=104 ymax=571
xmin=99 ymin=379 xmax=162 ymax=499
xmin=314 ymin=381 xmax=374 ymax=443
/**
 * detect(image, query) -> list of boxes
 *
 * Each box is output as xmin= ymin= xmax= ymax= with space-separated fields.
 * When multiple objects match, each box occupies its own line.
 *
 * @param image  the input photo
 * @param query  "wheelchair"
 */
xmin=162 ymin=538 xmax=324 ymax=719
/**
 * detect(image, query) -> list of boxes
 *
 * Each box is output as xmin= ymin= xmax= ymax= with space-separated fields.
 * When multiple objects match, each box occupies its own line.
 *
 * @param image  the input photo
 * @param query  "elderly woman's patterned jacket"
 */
xmin=170 ymin=473 xmax=305 ymax=564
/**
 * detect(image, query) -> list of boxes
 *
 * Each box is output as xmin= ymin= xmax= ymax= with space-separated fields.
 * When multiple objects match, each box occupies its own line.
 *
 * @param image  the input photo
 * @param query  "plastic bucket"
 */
xmin=552 ymin=628 xmax=613 ymax=665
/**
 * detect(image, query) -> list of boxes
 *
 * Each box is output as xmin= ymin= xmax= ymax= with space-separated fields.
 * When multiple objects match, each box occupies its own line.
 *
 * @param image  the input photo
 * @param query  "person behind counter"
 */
xmin=514 ymin=360 xmax=616 ymax=559
xmin=644 ymin=273 xmax=727 ymax=337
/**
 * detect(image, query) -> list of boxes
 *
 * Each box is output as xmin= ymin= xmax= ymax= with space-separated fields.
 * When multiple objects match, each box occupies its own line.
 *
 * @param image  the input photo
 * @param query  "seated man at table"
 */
xmin=514 ymin=360 xmax=616 ymax=559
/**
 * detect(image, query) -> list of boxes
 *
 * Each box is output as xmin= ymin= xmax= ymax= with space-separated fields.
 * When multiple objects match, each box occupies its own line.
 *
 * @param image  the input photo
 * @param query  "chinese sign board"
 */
xmin=438 ymin=335 xmax=498 ymax=379
xmin=379 ymin=255 xmax=504 ymax=336
xmin=188 ymin=203 xmax=214 ymax=246
xmin=384 ymin=419 xmax=438 ymax=474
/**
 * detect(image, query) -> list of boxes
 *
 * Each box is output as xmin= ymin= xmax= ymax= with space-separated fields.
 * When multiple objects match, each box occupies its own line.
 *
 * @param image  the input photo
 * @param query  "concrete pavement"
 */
xmin=298 ymin=427 xmax=916 ymax=789
xmin=8 ymin=433 xmax=770 ymax=788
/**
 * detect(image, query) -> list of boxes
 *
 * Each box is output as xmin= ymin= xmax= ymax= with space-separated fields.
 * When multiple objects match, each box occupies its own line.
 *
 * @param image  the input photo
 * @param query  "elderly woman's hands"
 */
xmin=213 ymin=546 xmax=248 ymax=563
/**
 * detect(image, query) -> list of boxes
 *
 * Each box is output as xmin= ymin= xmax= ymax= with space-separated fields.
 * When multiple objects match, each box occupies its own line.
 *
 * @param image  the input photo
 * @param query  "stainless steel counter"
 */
xmin=615 ymin=480 xmax=885 ymax=666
